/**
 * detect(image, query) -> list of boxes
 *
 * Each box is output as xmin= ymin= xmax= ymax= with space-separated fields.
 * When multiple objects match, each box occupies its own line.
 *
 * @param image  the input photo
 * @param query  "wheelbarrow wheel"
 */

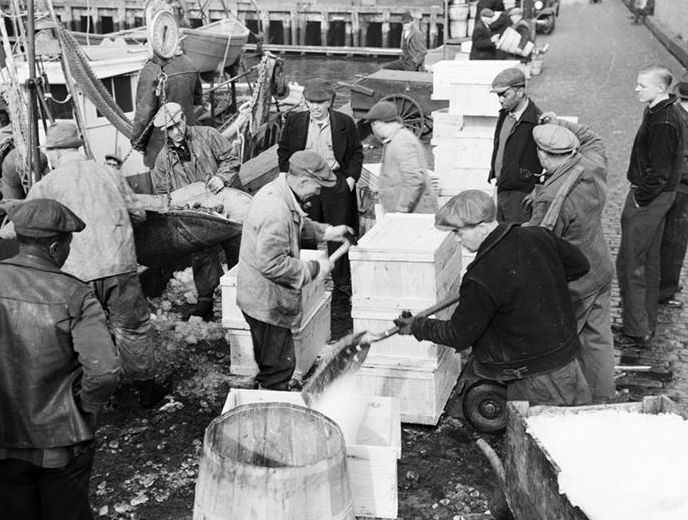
xmin=380 ymin=94 xmax=425 ymax=137
xmin=462 ymin=381 xmax=507 ymax=433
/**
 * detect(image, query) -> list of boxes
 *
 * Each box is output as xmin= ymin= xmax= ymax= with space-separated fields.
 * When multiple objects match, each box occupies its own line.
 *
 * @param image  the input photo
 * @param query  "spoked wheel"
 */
xmin=380 ymin=94 xmax=425 ymax=137
xmin=462 ymin=381 xmax=508 ymax=433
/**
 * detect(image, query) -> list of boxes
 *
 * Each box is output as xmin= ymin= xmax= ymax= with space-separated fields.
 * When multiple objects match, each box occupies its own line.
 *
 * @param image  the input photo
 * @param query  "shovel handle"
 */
xmin=328 ymin=240 xmax=351 ymax=264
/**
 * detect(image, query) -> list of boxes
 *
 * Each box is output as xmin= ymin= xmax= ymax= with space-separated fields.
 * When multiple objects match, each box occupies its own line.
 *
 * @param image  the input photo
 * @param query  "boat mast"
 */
xmin=25 ymin=0 xmax=41 ymax=186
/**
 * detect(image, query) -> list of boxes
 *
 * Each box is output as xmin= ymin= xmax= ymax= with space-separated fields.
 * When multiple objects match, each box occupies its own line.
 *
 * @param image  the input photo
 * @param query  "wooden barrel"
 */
xmin=193 ymin=402 xmax=354 ymax=520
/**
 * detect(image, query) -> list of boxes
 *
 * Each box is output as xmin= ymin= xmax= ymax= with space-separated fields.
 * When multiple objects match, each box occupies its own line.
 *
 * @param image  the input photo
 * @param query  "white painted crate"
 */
xmin=349 ymin=213 xmax=462 ymax=306
xmin=431 ymin=108 xmax=464 ymax=140
xmin=226 ymin=293 xmax=331 ymax=378
xmin=432 ymin=134 xmax=494 ymax=169
xmin=220 ymin=249 xmax=326 ymax=329
xmin=355 ymin=346 xmax=462 ymax=425
xmin=221 ymin=389 xmax=401 ymax=519
xmin=432 ymin=59 xmax=520 ymax=101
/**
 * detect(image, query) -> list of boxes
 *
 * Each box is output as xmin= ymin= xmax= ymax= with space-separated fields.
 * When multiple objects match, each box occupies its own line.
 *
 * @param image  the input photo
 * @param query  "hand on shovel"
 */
xmin=393 ymin=310 xmax=415 ymax=335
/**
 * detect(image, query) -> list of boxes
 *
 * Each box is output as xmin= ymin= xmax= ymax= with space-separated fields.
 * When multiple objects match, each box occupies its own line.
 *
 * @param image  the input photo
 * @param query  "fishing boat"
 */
xmin=181 ymin=16 xmax=250 ymax=75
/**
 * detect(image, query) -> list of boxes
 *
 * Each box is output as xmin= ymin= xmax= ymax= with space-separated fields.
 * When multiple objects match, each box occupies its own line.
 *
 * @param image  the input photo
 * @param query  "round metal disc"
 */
xmin=148 ymin=10 xmax=179 ymax=59
xmin=462 ymin=381 xmax=508 ymax=433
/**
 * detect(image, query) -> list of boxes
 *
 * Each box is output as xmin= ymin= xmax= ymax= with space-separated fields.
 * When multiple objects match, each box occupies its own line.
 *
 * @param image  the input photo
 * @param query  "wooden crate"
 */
xmin=225 ymin=293 xmax=331 ymax=378
xmin=432 ymin=60 xmax=520 ymax=101
xmin=432 ymin=134 xmax=494 ymax=169
xmin=349 ymin=214 xmax=462 ymax=305
xmin=221 ymin=249 xmax=326 ymax=329
xmin=431 ymin=109 xmax=464 ymax=140
xmin=504 ymin=397 xmax=688 ymax=520
xmin=222 ymin=388 xmax=401 ymax=519
xmin=355 ymin=346 xmax=461 ymax=425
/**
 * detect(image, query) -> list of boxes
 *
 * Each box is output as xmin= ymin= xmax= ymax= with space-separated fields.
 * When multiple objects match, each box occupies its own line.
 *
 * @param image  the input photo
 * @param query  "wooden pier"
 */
xmin=1 ymin=0 xmax=448 ymax=51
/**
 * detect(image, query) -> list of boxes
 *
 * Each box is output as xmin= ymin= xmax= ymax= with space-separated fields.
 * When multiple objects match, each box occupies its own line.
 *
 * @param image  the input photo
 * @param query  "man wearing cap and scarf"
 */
xmin=658 ymin=74 xmax=688 ymax=309
xmin=489 ymin=67 xmax=543 ymax=223
xmin=381 ymin=11 xmax=427 ymax=71
xmin=151 ymin=101 xmax=242 ymax=320
xmin=616 ymin=65 xmax=683 ymax=348
xmin=237 ymin=150 xmax=353 ymax=390
xmin=394 ymin=190 xmax=592 ymax=406
xmin=363 ymin=100 xmax=438 ymax=215
xmin=131 ymin=43 xmax=202 ymax=169
xmin=21 ymin=122 xmax=164 ymax=405
xmin=526 ymin=119 xmax=615 ymax=403
xmin=277 ymin=79 xmax=362 ymax=336
xmin=0 ymin=199 xmax=121 ymax=519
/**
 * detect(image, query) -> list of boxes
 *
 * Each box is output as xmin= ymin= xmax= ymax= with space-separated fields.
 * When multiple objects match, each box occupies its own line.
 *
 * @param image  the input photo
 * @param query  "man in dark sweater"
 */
xmin=616 ymin=65 xmax=683 ymax=347
xmin=395 ymin=190 xmax=592 ymax=406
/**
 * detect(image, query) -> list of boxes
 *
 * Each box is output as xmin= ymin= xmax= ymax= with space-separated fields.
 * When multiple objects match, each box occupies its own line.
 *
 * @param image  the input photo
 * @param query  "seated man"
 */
xmin=395 ymin=190 xmax=592 ymax=406
xmin=381 ymin=11 xmax=427 ymax=71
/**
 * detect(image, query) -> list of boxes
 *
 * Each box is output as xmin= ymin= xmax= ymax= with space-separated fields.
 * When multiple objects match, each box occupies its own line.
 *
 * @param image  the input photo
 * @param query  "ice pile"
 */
xmin=526 ymin=409 xmax=688 ymax=520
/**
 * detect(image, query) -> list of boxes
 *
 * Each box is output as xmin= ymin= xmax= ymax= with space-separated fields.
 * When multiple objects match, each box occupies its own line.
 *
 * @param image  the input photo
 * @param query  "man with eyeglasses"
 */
xmin=394 ymin=189 xmax=592 ymax=407
xmin=277 ymin=79 xmax=362 ymax=338
xmin=488 ymin=67 xmax=543 ymax=224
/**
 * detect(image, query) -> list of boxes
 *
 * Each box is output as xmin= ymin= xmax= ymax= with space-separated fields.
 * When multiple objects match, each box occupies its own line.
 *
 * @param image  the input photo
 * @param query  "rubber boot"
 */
xmin=135 ymin=379 xmax=171 ymax=408
xmin=180 ymin=297 xmax=214 ymax=321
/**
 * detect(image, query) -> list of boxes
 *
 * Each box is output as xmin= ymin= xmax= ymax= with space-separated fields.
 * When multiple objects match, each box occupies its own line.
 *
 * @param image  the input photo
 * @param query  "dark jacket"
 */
xmin=477 ymin=0 xmax=505 ymax=11
xmin=627 ymin=94 xmax=683 ymax=205
xmin=489 ymin=99 xmax=542 ymax=193
xmin=0 ymin=253 xmax=121 ymax=448
xmin=411 ymin=224 xmax=589 ymax=381
xmin=470 ymin=20 xmax=499 ymax=60
xmin=131 ymin=54 xmax=202 ymax=168
xmin=527 ymin=120 xmax=614 ymax=302
xmin=675 ymin=101 xmax=688 ymax=193
xmin=400 ymin=24 xmax=427 ymax=70
xmin=277 ymin=109 xmax=363 ymax=181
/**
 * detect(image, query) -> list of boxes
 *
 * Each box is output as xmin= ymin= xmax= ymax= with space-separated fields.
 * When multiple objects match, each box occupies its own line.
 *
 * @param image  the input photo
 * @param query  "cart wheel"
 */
xmin=462 ymin=381 xmax=507 ymax=433
xmin=380 ymin=94 xmax=425 ymax=137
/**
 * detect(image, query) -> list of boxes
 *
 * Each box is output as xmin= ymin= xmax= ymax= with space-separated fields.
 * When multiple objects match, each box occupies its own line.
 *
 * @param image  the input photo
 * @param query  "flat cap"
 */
xmin=362 ymin=100 xmax=399 ymax=123
xmin=302 ymin=79 xmax=334 ymax=103
xmin=508 ymin=7 xmax=523 ymax=16
xmin=45 ymin=122 xmax=84 ymax=149
xmin=288 ymin=150 xmax=337 ymax=187
xmin=153 ymin=102 xmax=184 ymax=129
xmin=105 ymin=153 xmax=123 ymax=166
xmin=533 ymin=124 xmax=580 ymax=155
xmin=9 ymin=198 xmax=85 ymax=238
xmin=480 ymin=8 xmax=495 ymax=17
xmin=435 ymin=190 xmax=496 ymax=230
xmin=490 ymin=67 xmax=527 ymax=93
xmin=401 ymin=11 xmax=413 ymax=23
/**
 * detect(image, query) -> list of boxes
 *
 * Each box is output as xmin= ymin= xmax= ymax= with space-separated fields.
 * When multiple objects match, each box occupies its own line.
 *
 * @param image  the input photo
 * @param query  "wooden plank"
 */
xmin=238 ymin=144 xmax=279 ymax=195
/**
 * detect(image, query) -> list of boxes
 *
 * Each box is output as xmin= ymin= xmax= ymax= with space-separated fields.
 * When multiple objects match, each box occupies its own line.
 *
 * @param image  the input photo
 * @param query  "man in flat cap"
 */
xmin=526 ymin=118 xmax=615 ymax=403
xmin=363 ymin=100 xmax=438 ymax=215
xmin=616 ymin=65 xmax=683 ymax=347
xmin=131 ymin=41 xmax=202 ymax=169
xmin=22 ymin=122 xmax=165 ymax=405
xmin=469 ymin=8 xmax=504 ymax=61
xmin=658 ymin=73 xmax=688 ymax=309
xmin=278 ymin=79 xmax=362 ymax=338
xmin=394 ymin=190 xmax=592 ymax=406
xmin=237 ymin=150 xmax=353 ymax=390
xmin=381 ymin=11 xmax=427 ymax=71
xmin=0 ymin=199 xmax=121 ymax=519
xmin=489 ymin=67 xmax=543 ymax=223
xmin=151 ymin=101 xmax=242 ymax=320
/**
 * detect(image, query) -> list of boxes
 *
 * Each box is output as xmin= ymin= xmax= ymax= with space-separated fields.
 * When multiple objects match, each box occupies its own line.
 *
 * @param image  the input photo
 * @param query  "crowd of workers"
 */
xmin=0 ymin=15 xmax=687 ymax=518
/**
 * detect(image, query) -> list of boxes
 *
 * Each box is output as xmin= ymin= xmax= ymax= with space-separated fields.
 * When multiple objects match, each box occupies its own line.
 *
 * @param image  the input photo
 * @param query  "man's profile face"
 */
xmin=635 ymin=73 xmax=664 ymax=104
xmin=165 ymin=119 xmax=187 ymax=146
xmin=497 ymin=86 xmax=524 ymax=112
xmin=452 ymin=224 xmax=482 ymax=253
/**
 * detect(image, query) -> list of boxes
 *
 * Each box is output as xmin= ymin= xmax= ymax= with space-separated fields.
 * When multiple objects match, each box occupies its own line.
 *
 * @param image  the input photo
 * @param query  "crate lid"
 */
xmin=220 ymin=249 xmax=323 ymax=287
xmin=351 ymin=213 xmax=453 ymax=261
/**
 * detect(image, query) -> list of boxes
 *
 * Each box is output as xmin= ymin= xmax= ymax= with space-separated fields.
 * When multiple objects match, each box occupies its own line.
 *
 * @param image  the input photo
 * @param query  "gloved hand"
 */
xmin=538 ymin=112 xmax=557 ymax=125
xmin=206 ymin=176 xmax=225 ymax=195
xmin=323 ymin=224 xmax=354 ymax=242
xmin=393 ymin=310 xmax=414 ymax=336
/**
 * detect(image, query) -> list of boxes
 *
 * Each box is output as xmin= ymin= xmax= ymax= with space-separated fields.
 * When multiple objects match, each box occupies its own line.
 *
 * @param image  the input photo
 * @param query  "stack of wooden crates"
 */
xmin=350 ymin=213 xmax=463 ymax=425
xmin=220 ymin=249 xmax=331 ymax=379
xmin=430 ymin=59 xmax=520 ymax=206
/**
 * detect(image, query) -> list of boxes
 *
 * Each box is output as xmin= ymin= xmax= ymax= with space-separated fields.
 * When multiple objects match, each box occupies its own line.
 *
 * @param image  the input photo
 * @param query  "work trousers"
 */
xmin=242 ymin=312 xmax=295 ymax=390
xmin=380 ymin=58 xmax=420 ymax=71
xmin=659 ymin=190 xmax=688 ymax=300
xmin=574 ymin=284 xmax=615 ymax=402
xmin=306 ymin=175 xmax=358 ymax=295
xmin=191 ymin=239 xmax=241 ymax=299
xmin=90 ymin=271 xmax=155 ymax=381
xmin=507 ymin=357 xmax=592 ymax=406
xmin=616 ymin=191 xmax=675 ymax=337
xmin=496 ymin=189 xmax=532 ymax=224
xmin=0 ymin=447 xmax=95 ymax=520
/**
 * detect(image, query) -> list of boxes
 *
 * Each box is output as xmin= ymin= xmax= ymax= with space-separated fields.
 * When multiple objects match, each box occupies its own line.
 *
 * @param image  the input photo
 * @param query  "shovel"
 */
xmin=301 ymin=293 xmax=462 ymax=406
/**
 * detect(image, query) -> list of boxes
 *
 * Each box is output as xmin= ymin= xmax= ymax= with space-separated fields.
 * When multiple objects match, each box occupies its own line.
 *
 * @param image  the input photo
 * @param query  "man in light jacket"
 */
xmin=362 ymin=100 xmax=438 ymax=215
xmin=527 ymin=120 xmax=615 ymax=403
xmin=237 ymin=151 xmax=352 ymax=390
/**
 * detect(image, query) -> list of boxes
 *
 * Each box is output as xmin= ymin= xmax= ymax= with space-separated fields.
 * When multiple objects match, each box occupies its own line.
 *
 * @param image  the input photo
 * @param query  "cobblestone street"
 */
xmin=527 ymin=0 xmax=688 ymax=401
